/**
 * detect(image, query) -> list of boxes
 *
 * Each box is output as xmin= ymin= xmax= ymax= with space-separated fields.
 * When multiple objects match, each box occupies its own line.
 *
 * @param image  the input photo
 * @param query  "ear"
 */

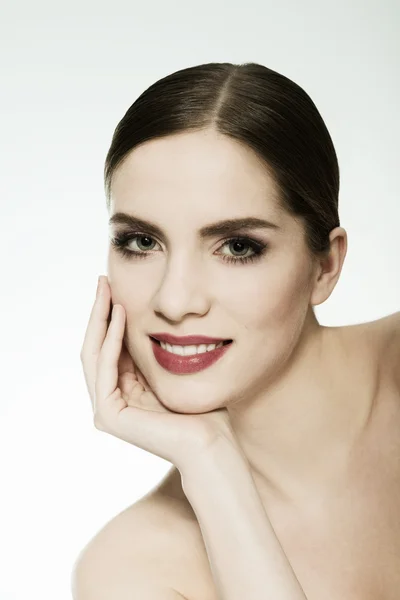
xmin=310 ymin=227 xmax=348 ymax=307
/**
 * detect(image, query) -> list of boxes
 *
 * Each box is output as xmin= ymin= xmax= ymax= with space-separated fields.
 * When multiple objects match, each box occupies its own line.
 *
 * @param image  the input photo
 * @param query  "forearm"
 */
xmin=180 ymin=436 xmax=308 ymax=600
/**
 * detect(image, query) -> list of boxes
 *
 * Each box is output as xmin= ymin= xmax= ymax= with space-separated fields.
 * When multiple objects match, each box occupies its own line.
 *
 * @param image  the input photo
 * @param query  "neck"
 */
xmin=227 ymin=317 xmax=375 ymax=509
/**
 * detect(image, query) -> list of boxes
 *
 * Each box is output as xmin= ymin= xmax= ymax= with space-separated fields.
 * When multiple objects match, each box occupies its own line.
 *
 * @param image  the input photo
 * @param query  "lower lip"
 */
xmin=150 ymin=338 xmax=233 ymax=374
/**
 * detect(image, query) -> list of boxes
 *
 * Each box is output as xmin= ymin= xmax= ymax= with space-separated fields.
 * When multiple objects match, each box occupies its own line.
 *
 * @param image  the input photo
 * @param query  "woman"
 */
xmin=74 ymin=62 xmax=400 ymax=599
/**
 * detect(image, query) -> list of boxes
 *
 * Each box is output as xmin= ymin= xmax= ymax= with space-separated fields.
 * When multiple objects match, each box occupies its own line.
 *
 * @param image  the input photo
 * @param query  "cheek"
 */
xmin=108 ymin=252 xmax=312 ymax=331
xmin=106 ymin=261 xmax=150 ymax=309
xmin=226 ymin=259 xmax=312 ymax=331
xmin=105 ymin=271 xmax=150 ymax=350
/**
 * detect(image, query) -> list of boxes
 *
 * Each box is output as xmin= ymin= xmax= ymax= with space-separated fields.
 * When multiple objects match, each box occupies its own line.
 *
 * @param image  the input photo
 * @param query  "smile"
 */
xmin=150 ymin=337 xmax=233 ymax=375
xmin=152 ymin=338 xmax=231 ymax=356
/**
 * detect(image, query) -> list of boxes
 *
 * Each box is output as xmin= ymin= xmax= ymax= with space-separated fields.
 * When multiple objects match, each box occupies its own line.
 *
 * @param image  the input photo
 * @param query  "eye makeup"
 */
xmin=110 ymin=231 xmax=268 ymax=266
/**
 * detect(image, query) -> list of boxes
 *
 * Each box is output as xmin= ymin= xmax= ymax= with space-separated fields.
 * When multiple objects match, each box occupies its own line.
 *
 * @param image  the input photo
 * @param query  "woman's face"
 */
xmin=107 ymin=129 xmax=318 ymax=413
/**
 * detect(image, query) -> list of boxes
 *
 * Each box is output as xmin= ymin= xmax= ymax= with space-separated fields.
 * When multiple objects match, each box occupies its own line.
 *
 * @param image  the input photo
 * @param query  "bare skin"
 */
xmin=154 ymin=313 xmax=400 ymax=600
xmin=74 ymin=129 xmax=399 ymax=598
xmin=73 ymin=312 xmax=400 ymax=600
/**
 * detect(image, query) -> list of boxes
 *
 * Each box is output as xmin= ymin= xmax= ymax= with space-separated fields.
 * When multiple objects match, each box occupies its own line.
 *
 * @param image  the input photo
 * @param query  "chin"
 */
xmin=152 ymin=383 xmax=227 ymax=415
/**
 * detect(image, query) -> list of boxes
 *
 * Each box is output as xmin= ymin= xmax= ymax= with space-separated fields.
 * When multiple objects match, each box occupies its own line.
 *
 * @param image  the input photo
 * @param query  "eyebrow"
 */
xmin=109 ymin=212 xmax=281 ymax=239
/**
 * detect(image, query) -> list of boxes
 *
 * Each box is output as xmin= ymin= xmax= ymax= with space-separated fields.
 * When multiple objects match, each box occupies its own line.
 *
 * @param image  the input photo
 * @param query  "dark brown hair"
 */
xmin=104 ymin=62 xmax=340 ymax=259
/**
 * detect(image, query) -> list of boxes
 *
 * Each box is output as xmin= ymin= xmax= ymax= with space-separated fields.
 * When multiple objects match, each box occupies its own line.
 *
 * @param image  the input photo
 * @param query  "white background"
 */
xmin=1 ymin=1 xmax=399 ymax=598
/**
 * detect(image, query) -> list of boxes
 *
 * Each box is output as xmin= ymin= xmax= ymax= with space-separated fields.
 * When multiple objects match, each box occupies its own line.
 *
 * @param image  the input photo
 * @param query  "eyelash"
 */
xmin=110 ymin=232 xmax=268 ymax=265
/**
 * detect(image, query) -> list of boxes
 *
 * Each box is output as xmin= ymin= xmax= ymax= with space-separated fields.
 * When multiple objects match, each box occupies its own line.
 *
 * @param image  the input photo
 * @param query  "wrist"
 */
xmin=178 ymin=433 xmax=251 ymax=498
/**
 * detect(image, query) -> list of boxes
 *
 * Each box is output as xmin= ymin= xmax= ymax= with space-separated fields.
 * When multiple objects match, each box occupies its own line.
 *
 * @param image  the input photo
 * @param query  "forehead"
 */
xmin=109 ymin=129 xmax=283 ymax=215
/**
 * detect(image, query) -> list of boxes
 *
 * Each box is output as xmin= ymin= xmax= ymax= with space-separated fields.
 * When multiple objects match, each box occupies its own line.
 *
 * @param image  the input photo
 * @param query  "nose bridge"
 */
xmin=152 ymin=250 xmax=210 ymax=319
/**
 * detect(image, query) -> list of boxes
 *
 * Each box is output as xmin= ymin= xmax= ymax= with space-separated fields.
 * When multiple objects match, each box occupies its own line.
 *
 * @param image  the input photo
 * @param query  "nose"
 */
xmin=150 ymin=255 xmax=211 ymax=322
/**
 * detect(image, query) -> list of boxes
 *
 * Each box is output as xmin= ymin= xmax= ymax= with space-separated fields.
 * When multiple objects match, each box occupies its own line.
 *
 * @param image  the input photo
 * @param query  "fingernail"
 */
xmin=96 ymin=276 xmax=102 ymax=296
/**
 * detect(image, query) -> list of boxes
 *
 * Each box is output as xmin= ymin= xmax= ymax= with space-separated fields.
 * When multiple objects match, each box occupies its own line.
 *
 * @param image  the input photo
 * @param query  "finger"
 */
xmin=80 ymin=276 xmax=112 ymax=405
xmin=81 ymin=276 xmax=111 ymax=356
xmin=118 ymin=337 xmax=136 ymax=376
xmin=134 ymin=362 xmax=152 ymax=392
xmin=95 ymin=303 xmax=127 ymax=417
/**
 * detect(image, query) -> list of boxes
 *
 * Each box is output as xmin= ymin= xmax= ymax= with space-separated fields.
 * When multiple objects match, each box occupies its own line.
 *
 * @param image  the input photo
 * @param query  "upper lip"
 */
xmin=150 ymin=333 xmax=231 ymax=345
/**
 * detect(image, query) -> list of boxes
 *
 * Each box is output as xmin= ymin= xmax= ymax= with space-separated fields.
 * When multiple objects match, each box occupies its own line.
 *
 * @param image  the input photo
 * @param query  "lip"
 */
xmin=150 ymin=337 xmax=233 ymax=374
xmin=149 ymin=333 xmax=231 ymax=345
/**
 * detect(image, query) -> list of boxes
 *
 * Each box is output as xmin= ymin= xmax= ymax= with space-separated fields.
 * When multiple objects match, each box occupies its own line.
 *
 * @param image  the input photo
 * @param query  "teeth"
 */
xmin=159 ymin=341 xmax=224 ymax=356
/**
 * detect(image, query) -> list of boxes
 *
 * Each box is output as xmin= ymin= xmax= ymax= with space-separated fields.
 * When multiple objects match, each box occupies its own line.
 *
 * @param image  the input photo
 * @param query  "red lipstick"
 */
xmin=149 ymin=337 xmax=233 ymax=375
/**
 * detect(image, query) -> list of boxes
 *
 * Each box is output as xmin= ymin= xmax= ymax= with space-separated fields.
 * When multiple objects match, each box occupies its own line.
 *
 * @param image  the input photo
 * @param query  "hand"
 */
xmin=80 ymin=276 xmax=238 ymax=473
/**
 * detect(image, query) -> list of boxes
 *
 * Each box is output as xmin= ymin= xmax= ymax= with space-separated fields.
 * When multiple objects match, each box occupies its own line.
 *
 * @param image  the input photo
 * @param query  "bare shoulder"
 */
xmin=364 ymin=310 xmax=400 ymax=344
xmin=339 ymin=311 xmax=400 ymax=385
xmin=366 ymin=311 xmax=400 ymax=385
xmin=341 ymin=310 xmax=400 ymax=346
xmin=71 ymin=467 xmax=216 ymax=600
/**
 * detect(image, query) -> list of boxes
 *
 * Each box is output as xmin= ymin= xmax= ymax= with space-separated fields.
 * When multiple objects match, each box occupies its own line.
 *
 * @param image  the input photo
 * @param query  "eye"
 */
xmin=110 ymin=233 xmax=159 ymax=258
xmin=218 ymin=237 xmax=267 ymax=264
xmin=110 ymin=232 xmax=268 ymax=265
